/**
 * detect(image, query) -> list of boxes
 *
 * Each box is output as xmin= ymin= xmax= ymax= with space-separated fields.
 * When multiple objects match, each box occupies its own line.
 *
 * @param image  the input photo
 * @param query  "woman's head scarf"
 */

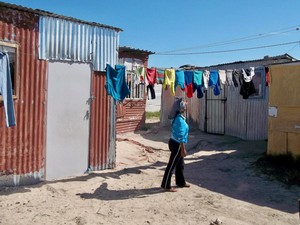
xmin=168 ymin=97 xmax=187 ymax=120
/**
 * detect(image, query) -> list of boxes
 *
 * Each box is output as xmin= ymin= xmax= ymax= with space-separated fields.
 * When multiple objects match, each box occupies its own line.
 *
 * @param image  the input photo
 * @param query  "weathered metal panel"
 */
xmin=0 ymin=8 xmax=47 ymax=185
xmin=198 ymin=95 xmax=206 ymax=131
xmin=186 ymin=93 xmax=201 ymax=127
xmin=89 ymin=71 xmax=114 ymax=170
xmin=225 ymin=85 xmax=248 ymax=139
xmin=246 ymin=92 xmax=268 ymax=140
xmin=39 ymin=16 xmax=120 ymax=72
xmin=206 ymin=86 xmax=226 ymax=134
xmin=225 ymin=84 xmax=268 ymax=140
xmin=225 ymin=87 xmax=267 ymax=140
xmin=116 ymin=99 xmax=146 ymax=133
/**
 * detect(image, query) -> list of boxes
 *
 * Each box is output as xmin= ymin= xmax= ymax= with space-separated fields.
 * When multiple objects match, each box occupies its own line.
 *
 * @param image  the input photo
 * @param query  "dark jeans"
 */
xmin=161 ymin=138 xmax=186 ymax=189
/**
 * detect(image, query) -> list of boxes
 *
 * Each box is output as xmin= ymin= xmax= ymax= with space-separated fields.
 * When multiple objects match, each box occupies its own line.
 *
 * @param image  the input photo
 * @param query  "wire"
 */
xmin=155 ymin=40 xmax=300 ymax=55
xmin=286 ymin=43 xmax=299 ymax=53
xmin=157 ymin=26 xmax=300 ymax=54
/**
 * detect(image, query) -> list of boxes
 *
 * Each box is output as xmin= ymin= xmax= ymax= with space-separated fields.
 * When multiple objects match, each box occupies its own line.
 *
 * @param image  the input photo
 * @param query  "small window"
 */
xmin=126 ymin=71 xmax=145 ymax=99
xmin=249 ymin=68 xmax=265 ymax=99
xmin=0 ymin=41 xmax=19 ymax=100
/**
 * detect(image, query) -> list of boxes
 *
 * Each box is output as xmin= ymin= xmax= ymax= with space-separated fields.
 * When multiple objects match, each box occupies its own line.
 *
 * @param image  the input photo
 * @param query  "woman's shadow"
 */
xmin=77 ymin=182 xmax=162 ymax=201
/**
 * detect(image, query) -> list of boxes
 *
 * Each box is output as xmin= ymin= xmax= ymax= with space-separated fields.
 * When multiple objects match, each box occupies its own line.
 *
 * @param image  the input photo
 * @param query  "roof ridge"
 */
xmin=0 ymin=1 xmax=123 ymax=32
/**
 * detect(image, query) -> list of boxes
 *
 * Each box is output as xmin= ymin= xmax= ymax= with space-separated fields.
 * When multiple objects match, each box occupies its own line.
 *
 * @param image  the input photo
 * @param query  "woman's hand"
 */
xmin=180 ymin=143 xmax=187 ymax=158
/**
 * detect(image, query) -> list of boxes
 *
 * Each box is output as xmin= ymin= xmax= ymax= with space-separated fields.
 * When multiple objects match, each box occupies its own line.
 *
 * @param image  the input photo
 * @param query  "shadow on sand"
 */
xmin=2 ymin=123 xmax=299 ymax=214
xmin=130 ymin=123 xmax=300 ymax=214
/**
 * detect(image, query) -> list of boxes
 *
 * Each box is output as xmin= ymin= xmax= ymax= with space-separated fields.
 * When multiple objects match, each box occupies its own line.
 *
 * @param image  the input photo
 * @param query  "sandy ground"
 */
xmin=0 ymin=121 xmax=299 ymax=225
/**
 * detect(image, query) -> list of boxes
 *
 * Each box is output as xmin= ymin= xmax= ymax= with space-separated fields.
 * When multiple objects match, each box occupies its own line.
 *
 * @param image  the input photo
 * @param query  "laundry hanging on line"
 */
xmin=125 ymin=65 xmax=267 ymax=100
xmin=0 ymin=51 xmax=16 ymax=127
xmin=146 ymin=68 xmax=157 ymax=99
xmin=163 ymin=68 xmax=176 ymax=97
xmin=105 ymin=64 xmax=130 ymax=102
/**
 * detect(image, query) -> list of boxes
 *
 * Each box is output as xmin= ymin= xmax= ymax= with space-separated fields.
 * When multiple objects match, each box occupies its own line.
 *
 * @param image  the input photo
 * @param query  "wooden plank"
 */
xmin=267 ymin=130 xmax=287 ymax=155
xmin=269 ymin=65 xmax=300 ymax=106
xmin=269 ymin=119 xmax=300 ymax=133
xmin=288 ymin=133 xmax=300 ymax=156
xmin=277 ymin=106 xmax=300 ymax=120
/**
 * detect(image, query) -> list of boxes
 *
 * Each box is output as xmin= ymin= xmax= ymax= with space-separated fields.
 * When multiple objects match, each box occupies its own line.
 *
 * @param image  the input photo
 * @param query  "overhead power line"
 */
xmin=155 ymin=40 xmax=300 ymax=56
xmin=157 ymin=25 xmax=300 ymax=54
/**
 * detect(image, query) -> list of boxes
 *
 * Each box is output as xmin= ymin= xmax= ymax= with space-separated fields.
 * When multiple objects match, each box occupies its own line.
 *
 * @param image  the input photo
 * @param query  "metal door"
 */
xmin=205 ymin=86 xmax=227 ymax=134
xmin=45 ymin=62 xmax=91 ymax=180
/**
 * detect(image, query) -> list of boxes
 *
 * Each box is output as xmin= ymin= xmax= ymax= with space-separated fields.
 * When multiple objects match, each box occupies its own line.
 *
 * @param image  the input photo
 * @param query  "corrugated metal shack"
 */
xmin=117 ymin=46 xmax=154 ymax=133
xmin=160 ymin=54 xmax=296 ymax=140
xmin=0 ymin=2 xmax=122 ymax=185
xmin=268 ymin=61 xmax=300 ymax=157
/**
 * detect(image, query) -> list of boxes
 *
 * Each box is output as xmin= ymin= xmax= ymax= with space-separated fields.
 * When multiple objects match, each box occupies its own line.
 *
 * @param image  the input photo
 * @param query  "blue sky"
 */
xmin=3 ymin=0 xmax=300 ymax=68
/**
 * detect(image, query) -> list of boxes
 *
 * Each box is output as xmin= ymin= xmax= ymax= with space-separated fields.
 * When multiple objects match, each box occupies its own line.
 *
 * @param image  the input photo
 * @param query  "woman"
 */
xmin=161 ymin=98 xmax=190 ymax=192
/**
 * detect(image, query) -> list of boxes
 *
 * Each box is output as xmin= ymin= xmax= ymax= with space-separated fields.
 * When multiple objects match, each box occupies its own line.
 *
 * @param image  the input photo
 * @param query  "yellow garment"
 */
xmin=162 ymin=69 xmax=176 ymax=96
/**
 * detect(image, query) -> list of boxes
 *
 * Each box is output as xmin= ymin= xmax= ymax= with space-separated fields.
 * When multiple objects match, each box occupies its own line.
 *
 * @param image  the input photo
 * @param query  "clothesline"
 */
xmin=128 ymin=66 xmax=270 ymax=100
xmin=105 ymin=63 xmax=270 ymax=102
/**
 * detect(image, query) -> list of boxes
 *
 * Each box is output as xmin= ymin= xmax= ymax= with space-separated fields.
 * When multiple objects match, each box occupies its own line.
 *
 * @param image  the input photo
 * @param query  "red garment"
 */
xmin=186 ymin=83 xmax=194 ymax=98
xmin=146 ymin=68 xmax=157 ymax=85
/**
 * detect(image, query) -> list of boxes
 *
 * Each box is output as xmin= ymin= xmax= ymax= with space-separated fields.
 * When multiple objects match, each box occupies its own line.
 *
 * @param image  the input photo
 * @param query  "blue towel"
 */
xmin=184 ymin=70 xmax=194 ymax=86
xmin=193 ymin=70 xmax=203 ymax=86
xmin=193 ymin=70 xmax=204 ymax=98
xmin=0 ymin=52 xmax=16 ymax=127
xmin=105 ymin=64 xmax=130 ymax=102
xmin=175 ymin=70 xmax=185 ymax=89
xmin=208 ymin=70 xmax=220 ymax=96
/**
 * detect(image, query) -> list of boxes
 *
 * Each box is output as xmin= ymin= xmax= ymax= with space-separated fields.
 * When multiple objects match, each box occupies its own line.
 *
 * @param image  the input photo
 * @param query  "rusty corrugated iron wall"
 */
xmin=89 ymin=71 xmax=115 ymax=170
xmin=116 ymin=99 xmax=146 ymax=133
xmin=0 ymin=7 xmax=47 ymax=184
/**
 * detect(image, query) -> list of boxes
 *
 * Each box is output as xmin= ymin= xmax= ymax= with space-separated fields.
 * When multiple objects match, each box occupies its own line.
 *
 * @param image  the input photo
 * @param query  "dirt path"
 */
xmin=0 ymin=124 xmax=299 ymax=225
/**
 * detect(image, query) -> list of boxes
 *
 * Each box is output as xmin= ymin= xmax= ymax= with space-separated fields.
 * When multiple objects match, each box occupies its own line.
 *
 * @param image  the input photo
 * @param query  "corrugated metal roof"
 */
xmin=0 ymin=1 xmax=122 ymax=32
xmin=119 ymin=46 xmax=155 ymax=55
xmin=39 ymin=16 xmax=120 ymax=71
xmin=267 ymin=59 xmax=300 ymax=66
xmin=180 ymin=53 xmax=297 ymax=70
